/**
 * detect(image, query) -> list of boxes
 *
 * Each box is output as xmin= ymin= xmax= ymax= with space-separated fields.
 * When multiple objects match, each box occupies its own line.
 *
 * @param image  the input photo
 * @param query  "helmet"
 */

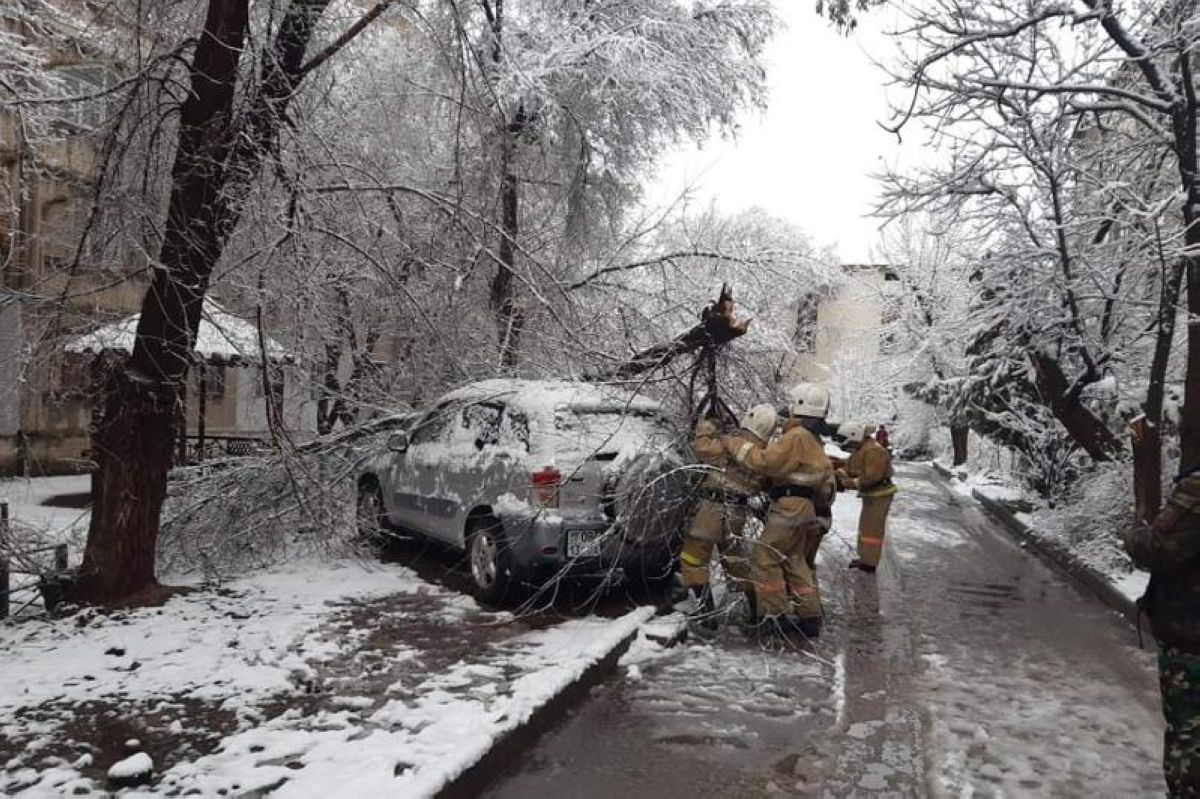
xmin=740 ymin=404 xmax=777 ymax=442
xmin=788 ymin=382 xmax=830 ymax=419
xmin=838 ymin=421 xmax=868 ymax=443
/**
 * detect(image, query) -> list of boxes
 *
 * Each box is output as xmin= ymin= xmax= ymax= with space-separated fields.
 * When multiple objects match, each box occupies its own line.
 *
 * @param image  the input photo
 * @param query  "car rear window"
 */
xmin=544 ymin=407 xmax=671 ymax=452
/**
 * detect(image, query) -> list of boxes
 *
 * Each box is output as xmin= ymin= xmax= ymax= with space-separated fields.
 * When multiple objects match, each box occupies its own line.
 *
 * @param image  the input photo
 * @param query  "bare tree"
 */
xmin=76 ymin=0 xmax=394 ymax=604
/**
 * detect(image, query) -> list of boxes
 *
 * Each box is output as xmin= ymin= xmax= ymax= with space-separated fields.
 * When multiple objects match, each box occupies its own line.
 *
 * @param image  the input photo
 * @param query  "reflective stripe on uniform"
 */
xmin=735 ymin=440 xmax=755 ymax=464
xmin=680 ymin=550 xmax=707 ymax=567
xmin=859 ymin=537 xmax=883 ymax=547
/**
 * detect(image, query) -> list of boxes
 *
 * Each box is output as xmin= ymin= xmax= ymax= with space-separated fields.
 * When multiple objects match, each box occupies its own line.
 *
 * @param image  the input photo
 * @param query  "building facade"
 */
xmin=787 ymin=263 xmax=902 ymax=422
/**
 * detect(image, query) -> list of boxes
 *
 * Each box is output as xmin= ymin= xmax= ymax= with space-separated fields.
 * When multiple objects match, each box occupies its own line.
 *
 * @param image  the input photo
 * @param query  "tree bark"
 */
xmin=76 ymin=0 xmax=250 ymax=603
xmin=1026 ymin=349 xmax=1121 ymax=462
xmin=75 ymin=0 xmax=343 ymax=604
xmin=951 ymin=424 xmax=969 ymax=466
xmin=1183 ymin=242 xmax=1200 ymax=470
xmin=1134 ymin=256 xmax=1186 ymax=520
xmin=491 ymin=113 xmax=525 ymax=368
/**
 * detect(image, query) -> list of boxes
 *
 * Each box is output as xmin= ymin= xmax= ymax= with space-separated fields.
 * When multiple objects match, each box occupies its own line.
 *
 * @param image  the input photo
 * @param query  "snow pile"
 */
xmin=148 ymin=606 xmax=654 ymax=798
xmin=1 ymin=556 xmax=655 ymax=798
xmin=107 ymin=752 xmax=153 ymax=785
xmin=1025 ymin=462 xmax=1144 ymax=601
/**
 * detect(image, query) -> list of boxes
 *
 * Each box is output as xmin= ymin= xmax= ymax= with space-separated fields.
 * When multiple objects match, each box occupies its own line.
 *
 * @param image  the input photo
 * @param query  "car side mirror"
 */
xmin=387 ymin=432 xmax=410 ymax=453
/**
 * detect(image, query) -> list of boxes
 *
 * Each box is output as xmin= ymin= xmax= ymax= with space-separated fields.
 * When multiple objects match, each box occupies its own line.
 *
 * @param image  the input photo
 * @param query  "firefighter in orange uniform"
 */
xmin=836 ymin=421 xmax=898 ymax=573
xmin=676 ymin=405 xmax=776 ymax=627
xmin=725 ymin=383 xmax=834 ymax=639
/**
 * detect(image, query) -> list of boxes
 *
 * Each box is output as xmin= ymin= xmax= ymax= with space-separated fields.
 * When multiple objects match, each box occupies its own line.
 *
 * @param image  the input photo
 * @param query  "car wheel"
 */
xmin=467 ymin=518 xmax=515 ymax=605
xmin=356 ymin=479 xmax=388 ymax=543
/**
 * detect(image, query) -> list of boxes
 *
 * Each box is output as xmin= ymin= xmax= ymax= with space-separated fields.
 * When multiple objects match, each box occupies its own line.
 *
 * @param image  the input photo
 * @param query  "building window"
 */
xmin=196 ymin=364 xmax=226 ymax=399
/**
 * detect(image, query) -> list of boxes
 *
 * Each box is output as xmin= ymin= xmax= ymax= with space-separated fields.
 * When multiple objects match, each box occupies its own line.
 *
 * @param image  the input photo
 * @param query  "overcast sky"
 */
xmin=649 ymin=3 xmax=918 ymax=264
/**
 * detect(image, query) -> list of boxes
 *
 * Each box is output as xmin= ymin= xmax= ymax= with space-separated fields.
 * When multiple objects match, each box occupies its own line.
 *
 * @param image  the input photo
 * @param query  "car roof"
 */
xmin=439 ymin=379 xmax=662 ymax=415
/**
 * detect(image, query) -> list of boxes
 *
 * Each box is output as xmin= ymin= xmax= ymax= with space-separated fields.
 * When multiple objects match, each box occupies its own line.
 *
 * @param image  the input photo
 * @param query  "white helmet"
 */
xmin=740 ymin=403 xmax=777 ymax=442
xmin=838 ymin=421 xmax=868 ymax=443
xmin=788 ymin=382 xmax=830 ymax=419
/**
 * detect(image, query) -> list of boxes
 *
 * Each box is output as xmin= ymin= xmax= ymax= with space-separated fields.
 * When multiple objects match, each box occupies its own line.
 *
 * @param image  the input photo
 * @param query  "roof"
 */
xmin=64 ymin=298 xmax=289 ymax=363
xmin=440 ymin=379 xmax=663 ymax=414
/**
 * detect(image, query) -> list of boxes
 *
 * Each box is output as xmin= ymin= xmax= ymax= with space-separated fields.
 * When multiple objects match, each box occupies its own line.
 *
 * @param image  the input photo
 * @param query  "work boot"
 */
xmin=791 ymin=615 xmax=823 ymax=640
xmin=751 ymin=614 xmax=792 ymax=647
xmin=848 ymin=559 xmax=877 ymax=574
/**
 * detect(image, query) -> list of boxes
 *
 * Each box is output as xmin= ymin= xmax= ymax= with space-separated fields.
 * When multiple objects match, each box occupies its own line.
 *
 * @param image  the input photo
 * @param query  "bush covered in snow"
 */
xmin=1027 ymin=462 xmax=1138 ymax=578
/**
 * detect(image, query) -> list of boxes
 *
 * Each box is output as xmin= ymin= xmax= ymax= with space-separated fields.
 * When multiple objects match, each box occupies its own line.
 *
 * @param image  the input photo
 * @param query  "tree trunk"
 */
xmin=75 ymin=0 xmax=339 ymax=604
xmin=951 ymin=424 xmax=969 ymax=466
xmin=491 ymin=125 xmax=524 ymax=368
xmin=75 ymin=0 xmax=250 ymax=603
xmin=1184 ymin=246 xmax=1200 ymax=470
xmin=84 ymin=372 xmax=177 ymax=600
xmin=1132 ymin=418 xmax=1162 ymax=525
xmin=1027 ymin=349 xmax=1121 ymax=462
xmin=1135 ymin=256 xmax=1185 ymax=520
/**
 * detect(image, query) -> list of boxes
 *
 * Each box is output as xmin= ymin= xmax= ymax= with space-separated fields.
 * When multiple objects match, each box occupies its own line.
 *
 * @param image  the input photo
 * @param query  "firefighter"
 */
xmin=676 ymin=404 xmax=776 ymax=627
xmin=725 ymin=383 xmax=834 ymax=639
xmin=835 ymin=421 xmax=898 ymax=573
xmin=1120 ymin=462 xmax=1200 ymax=795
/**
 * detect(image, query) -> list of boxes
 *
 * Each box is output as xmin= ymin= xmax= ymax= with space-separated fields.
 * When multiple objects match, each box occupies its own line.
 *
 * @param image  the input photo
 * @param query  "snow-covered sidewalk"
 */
xmin=0 ymin=559 xmax=653 ymax=797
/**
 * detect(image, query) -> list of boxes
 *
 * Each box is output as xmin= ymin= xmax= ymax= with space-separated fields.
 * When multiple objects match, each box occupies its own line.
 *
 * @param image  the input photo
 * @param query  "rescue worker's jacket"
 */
xmin=693 ymin=419 xmax=766 ymax=502
xmin=1124 ymin=468 xmax=1200 ymax=652
xmin=726 ymin=418 xmax=834 ymax=518
xmin=843 ymin=438 xmax=897 ymax=498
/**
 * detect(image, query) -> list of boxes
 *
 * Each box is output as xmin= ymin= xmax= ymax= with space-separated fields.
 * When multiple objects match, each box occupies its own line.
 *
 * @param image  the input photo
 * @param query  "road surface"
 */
xmin=484 ymin=464 xmax=1166 ymax=797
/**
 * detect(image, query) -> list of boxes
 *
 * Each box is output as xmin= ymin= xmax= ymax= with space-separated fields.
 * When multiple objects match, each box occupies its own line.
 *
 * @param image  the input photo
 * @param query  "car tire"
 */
xmin=356 ymin=478 xmax=388 ymax=543
xmin=467 ymin=517 xmax=517 ymax=605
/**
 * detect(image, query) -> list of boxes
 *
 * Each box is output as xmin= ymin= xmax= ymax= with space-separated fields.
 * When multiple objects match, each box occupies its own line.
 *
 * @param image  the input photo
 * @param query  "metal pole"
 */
xmin=0 ymin=557 xmax=8 ymax=619
xmin=198 ymin=362 xmax=207 ymax=462
xmin=1 ymin=501 xmax=10 ymax=618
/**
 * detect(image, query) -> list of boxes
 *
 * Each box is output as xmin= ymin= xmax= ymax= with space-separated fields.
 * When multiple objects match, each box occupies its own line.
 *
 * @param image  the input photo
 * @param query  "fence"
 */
xmin=0 ymin=500 xmax=69 ymax=619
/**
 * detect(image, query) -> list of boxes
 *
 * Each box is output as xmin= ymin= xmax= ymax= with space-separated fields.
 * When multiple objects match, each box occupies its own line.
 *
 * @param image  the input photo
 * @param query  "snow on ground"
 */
xmin=1 ymin=475 xmax=92 ymax=613
xmin=1 ymin=474 xmax=91 ymax=544
xmin=0 ymin=555 xmax=654 ymax=798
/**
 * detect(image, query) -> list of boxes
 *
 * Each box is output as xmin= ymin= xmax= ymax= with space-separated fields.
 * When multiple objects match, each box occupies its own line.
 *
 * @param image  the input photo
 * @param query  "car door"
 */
xmin=430 ymin=401 xmax=505 ymax=544
xmin=388 ymin=403 xmax=454 ymax=534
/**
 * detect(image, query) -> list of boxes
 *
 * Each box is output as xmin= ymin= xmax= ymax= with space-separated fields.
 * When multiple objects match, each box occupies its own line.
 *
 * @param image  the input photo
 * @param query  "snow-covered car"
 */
xmin=356 ymin=379 xmax=693 ymax=602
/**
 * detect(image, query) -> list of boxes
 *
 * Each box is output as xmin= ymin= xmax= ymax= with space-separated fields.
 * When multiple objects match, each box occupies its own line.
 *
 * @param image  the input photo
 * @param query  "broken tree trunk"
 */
xmin=596 ymin=284 xmax=750 ymax=382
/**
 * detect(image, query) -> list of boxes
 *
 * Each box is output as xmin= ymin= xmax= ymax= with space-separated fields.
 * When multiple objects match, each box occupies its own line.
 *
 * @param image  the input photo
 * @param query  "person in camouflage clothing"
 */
xmin=1121 ymin=464 xmax=1200 ymax=796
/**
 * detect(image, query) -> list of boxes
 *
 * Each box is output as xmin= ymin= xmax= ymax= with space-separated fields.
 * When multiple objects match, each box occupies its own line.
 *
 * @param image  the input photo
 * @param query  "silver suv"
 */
xmin=356 ymin=379 xmax=692 ymax=603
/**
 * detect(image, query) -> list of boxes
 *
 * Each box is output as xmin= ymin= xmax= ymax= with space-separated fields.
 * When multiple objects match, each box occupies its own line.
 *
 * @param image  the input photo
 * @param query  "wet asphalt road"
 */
xmin=483 ymin=464 xmax=1167 ymax=797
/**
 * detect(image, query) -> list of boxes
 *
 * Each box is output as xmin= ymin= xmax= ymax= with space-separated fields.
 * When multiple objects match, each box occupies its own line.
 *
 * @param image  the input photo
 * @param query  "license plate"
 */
xmin=566 ymin=529 xmax=604 ymax=558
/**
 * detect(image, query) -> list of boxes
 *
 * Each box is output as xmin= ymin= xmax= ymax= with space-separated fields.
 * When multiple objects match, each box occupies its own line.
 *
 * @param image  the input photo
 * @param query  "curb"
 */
xmin=926 ymin=465 xmax=1139 ymax=626
xmin=970 ymin=489 xmax=1139 ymax=626
xmin=436 ymin=611 xmax=649 ymax=798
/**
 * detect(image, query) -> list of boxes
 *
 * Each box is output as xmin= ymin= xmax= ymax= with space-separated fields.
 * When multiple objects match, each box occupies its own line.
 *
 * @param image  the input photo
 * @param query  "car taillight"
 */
xmin=531 ymin=466 xmax=561 ymax=508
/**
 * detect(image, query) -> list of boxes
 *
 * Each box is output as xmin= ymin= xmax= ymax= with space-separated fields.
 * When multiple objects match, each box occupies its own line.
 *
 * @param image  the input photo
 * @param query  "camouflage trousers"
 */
xmin=1160 ymin=645 xmax=1200 ymax=797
